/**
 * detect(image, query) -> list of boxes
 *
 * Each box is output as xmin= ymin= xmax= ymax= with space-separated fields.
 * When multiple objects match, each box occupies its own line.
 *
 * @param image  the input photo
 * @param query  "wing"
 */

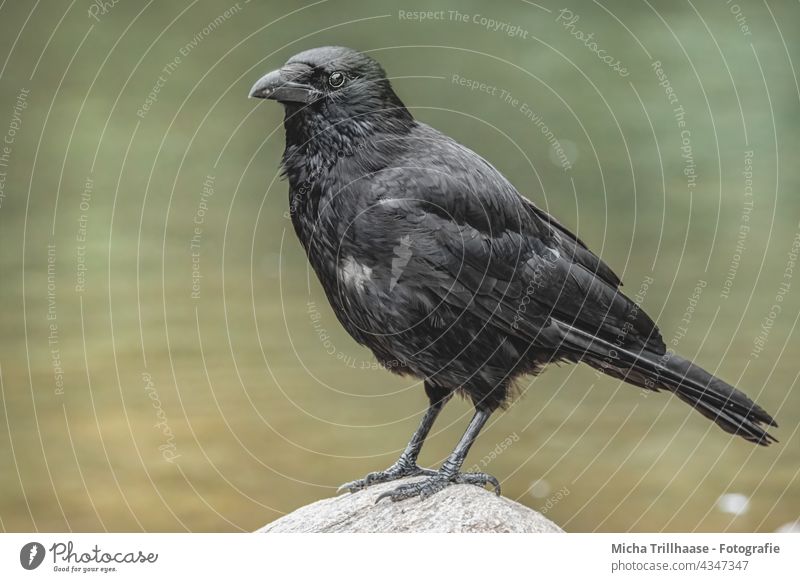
xmin=521 ymin=198 xmax=622 ymax=289
xmin=360 ymin=129 xmax=664 ymax=354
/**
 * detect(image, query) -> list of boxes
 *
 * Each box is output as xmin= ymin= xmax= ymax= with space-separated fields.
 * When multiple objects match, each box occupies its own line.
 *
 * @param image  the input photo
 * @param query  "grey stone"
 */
xmin=259 ymin=477 xmax=564 ymax=533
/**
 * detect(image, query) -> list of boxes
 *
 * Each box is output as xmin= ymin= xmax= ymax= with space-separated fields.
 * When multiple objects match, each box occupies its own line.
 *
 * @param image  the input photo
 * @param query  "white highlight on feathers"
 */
xmin=339 ymin=256 xmax=372 ymax=291
xmin=377 ymin=197 xmax=403 ymax=207
xmin=390 ymin=235 xmax=413 ymax=291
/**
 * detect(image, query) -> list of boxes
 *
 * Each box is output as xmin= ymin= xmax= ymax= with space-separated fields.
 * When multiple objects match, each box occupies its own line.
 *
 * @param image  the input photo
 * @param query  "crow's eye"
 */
xmin=328 ymin=71 xmax=346 ymax=88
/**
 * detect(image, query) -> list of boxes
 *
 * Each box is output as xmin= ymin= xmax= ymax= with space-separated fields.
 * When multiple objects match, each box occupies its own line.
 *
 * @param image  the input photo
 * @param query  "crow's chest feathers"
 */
xmin=289 ymin=183 xmax=392 ymax=343
xmin=290 ymin=181 xmax=361 ymax=284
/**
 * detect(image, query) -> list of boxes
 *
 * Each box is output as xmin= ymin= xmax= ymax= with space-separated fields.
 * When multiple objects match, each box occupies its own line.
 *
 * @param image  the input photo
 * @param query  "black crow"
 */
xmin=249 ymin=46 xmax=777 ymax=502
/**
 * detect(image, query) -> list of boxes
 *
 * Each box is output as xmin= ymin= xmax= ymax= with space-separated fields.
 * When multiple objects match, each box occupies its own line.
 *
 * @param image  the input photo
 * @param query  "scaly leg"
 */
xmin=338 ymin=384 xmax=451 ymax=493
xmin=376 ymin=407 xmax=500 ymax=502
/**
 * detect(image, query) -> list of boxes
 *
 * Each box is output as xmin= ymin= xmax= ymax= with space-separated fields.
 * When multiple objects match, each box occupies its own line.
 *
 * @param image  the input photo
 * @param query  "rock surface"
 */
xmin=259 ymin=477 xmax=564 ymax=533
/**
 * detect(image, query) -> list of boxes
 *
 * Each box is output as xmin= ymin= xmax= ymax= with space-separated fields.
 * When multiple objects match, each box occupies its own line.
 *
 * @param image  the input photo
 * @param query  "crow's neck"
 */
xmin=280 ymin=108 xmax=414 ymax=191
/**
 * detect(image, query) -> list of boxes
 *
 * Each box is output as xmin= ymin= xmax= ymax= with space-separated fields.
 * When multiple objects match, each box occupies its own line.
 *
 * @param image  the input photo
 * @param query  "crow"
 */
xmin=249 ymin=46 xmax=777 ymax=502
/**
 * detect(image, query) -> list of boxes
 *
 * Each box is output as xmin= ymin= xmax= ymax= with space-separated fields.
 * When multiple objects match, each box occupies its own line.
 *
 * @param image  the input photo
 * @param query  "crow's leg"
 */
xmin=338 ymin=383 xmax=451 ymax=493
xmin=376 ymin=406 xmax=500 ymax=502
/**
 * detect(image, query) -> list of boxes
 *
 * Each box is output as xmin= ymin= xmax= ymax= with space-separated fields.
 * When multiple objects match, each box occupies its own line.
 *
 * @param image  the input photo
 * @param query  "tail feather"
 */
xmin=649 ymin=353 xmax=777 ymax=445
xmin=556 ymin=322 xmax=778 ymax=445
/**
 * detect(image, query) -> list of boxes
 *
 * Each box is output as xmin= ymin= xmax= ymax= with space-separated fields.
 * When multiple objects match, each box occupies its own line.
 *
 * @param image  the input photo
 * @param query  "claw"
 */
xmin=375 ymin=490 xmax=394 ymax=504
xmin=336 ymin=472 xmax=383 ymax=495
xmin=457 ymin=471 xmax=501 ymax=495
xmin=336 ymin=481 xmax=359 ymax=494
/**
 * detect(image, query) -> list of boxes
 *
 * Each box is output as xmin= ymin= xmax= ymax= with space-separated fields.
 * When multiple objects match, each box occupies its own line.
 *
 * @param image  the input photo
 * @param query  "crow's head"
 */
xmin=249 ymin=47 xmax=413 ymax=142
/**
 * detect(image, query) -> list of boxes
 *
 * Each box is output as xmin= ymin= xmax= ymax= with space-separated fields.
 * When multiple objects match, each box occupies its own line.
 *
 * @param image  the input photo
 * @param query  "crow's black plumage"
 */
xmin=250 ymin=47 xmax=777 ymax=501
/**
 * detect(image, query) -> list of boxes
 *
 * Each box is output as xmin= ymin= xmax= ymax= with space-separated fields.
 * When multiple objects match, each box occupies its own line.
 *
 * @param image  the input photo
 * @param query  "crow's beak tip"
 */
xmin=248 ymin=84 xmax=266 ymax=100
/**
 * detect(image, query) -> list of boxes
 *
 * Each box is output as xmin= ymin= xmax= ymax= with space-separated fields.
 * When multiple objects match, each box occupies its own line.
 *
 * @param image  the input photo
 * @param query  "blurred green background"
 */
xmin=0 ymin=0 xmax=798 ymax=532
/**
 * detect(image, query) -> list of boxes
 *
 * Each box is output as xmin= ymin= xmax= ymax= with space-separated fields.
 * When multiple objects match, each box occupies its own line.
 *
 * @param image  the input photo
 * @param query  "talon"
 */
xmin=375 ymin=490 xmax=394 ymax=504
xmin=455 ymin=471 xmax=501 ymax=495
xmin=336 ymin=481 xmax=358 ymax=494
xmin=480 ymin=473 xmax=501 ymax=495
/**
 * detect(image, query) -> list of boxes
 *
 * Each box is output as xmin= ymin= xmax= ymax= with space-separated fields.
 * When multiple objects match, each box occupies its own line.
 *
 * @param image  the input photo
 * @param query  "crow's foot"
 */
xmin=375 ymin=470 xmax=500 ymax=502
xmin=337 ymin=458 xmax=436 ymax=494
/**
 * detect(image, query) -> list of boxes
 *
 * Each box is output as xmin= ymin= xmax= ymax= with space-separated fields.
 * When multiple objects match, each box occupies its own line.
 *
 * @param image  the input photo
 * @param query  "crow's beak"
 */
xmin=248 ymin=68 xmax=317 ymax=103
